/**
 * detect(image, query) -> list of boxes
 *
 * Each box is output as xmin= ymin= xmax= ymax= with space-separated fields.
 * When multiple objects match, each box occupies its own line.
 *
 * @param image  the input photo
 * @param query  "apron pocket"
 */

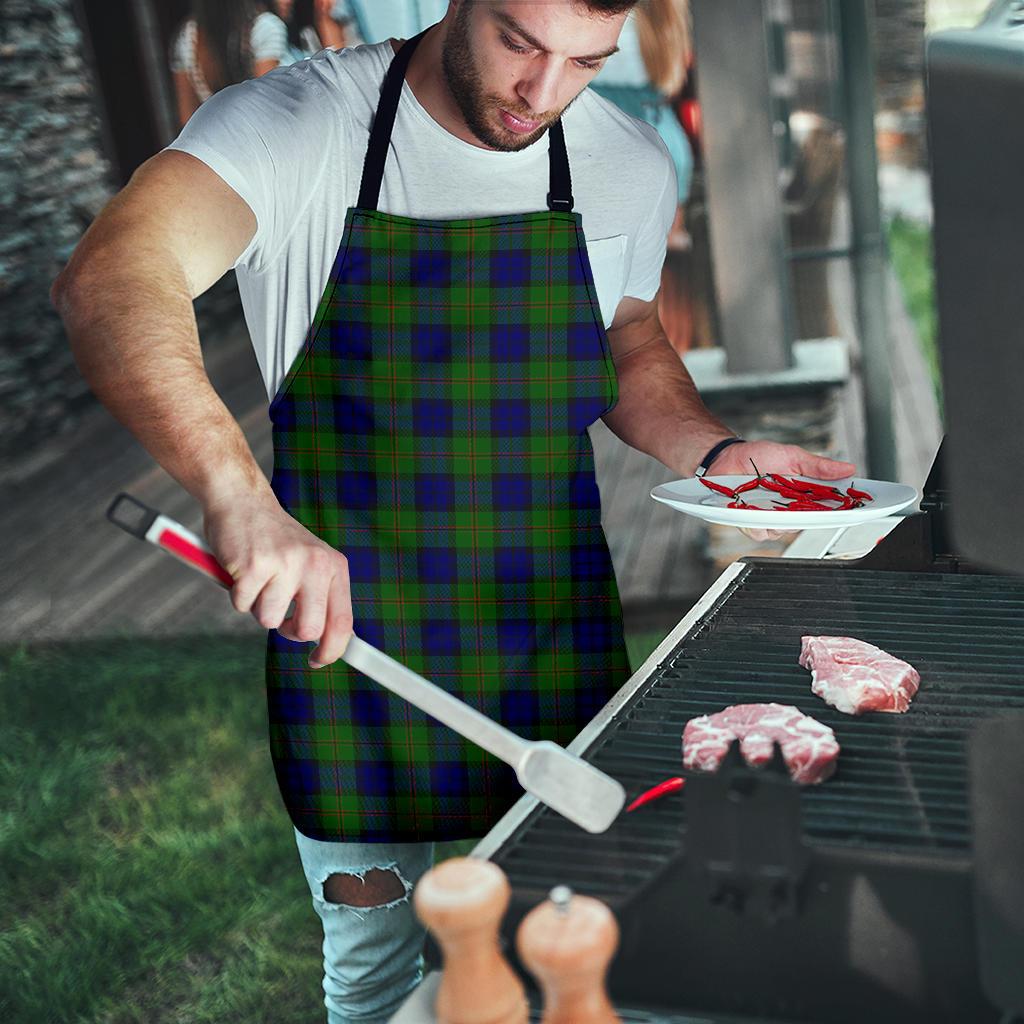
xmin=583 ymin=234 xmax=628 ymax=328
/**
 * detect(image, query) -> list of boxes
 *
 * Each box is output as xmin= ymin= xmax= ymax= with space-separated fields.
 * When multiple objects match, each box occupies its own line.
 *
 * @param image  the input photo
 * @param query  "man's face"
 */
xmin=441 ymin=1 xmax=627 ymax=151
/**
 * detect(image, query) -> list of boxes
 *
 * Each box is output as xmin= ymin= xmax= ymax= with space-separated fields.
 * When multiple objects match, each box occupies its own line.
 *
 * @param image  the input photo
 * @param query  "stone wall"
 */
xmin=0 ymin=0 xmax=115 ymax=466
xmin=0 ymin=0 xmax=244 ymax=468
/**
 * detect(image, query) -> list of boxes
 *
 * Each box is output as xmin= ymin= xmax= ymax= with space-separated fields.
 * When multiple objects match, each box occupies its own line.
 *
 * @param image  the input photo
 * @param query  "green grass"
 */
xmin=886 ymin=215 xmax=943 ymax=414
xmin=0 ymin=635 xmax=324 ymax=1024
xmin=1 ymin=628 xmax=668 ymax=1023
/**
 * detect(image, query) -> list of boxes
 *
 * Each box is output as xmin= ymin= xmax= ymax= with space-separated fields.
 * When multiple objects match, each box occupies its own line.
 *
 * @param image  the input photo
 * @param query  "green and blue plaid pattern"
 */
xmin=266 ymin=208 xmax=630 ymax=841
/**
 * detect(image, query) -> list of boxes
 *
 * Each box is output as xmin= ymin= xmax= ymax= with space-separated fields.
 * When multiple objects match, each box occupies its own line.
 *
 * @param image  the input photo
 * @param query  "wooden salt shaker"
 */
xmin=516 ymin=885 xmax=621 ymax=1024
xmin=413 ymin=857 xmax=528 ymax=1024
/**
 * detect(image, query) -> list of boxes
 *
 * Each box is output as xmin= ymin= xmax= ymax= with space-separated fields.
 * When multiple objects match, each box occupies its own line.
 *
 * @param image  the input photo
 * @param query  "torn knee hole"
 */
xmin=323 ymin=868 xmax=407 ymax=908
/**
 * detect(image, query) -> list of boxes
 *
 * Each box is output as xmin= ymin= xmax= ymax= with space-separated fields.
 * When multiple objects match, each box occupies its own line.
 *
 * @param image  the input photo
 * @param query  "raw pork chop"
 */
xmin=682 ymin=703 xmax=840 ymax=785
xmin=799 ymin=636 xmax=920 ymax=716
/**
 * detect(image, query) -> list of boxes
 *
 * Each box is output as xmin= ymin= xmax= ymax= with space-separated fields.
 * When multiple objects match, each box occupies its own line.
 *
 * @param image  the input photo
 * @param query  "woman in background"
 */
xmin=170 ymin=1 xmax=289 ymax=128
xmin=591 ymin=0 xmax=695 ymax=349
xmin=591 ymin=0 xmax=693 ymax=212
xmin=275 ymin=0 xmax=350 ymax=64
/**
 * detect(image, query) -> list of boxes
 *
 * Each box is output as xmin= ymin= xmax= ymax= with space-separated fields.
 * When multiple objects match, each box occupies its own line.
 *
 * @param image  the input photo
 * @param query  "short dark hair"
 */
xmin=464 ymin=1 xmax=640 ymax=18
xmin=576 ymin=0 xmax=639 ymax=13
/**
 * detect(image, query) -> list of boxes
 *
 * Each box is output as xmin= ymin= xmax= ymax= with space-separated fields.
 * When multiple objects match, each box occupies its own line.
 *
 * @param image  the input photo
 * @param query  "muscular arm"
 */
xmin=51 ymin=150 xmax=355 ymax=665
xmin=602 ymin=293 xmax=856 ymax=530
xmin=602 ymin=294 xmax=734 ymax=477
xmin=51 ymin=149 xmax=266 ymax=511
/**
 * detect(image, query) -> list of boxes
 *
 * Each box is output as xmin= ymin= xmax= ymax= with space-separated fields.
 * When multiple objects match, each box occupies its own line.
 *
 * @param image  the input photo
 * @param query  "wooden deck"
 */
xmin=1 ymin=239 xmax=941 ymax=645
xmin=0 ymin=326 xmax=272 ymax=644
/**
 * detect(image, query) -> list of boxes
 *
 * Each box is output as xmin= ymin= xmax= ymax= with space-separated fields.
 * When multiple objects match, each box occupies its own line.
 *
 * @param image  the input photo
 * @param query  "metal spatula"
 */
xmin=106 ymin=493 xmax=626 ymax=834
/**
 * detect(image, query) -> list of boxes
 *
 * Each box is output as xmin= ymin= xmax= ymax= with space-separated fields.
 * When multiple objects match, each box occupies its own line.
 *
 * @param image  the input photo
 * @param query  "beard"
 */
xmin=441 ymin=4 xmax=568 ymax=151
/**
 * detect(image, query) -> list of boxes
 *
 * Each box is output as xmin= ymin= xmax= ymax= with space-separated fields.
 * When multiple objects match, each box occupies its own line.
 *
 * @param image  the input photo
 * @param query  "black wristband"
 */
xmin=695 ymin=437 xmax=745 ymax=478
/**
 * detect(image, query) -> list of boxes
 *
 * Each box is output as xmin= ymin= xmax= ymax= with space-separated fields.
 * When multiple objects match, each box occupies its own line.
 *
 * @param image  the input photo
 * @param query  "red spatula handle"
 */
xmin=106 ymin=492 xmax=234 ymax=588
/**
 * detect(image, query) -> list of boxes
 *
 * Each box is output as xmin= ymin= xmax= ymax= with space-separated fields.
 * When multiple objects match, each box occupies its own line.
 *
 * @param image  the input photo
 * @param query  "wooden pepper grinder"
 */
xmin=516 ymin=885 xmax=621 ymax=1024
xmin=413 ymin=857 xmax=528 ymax=1024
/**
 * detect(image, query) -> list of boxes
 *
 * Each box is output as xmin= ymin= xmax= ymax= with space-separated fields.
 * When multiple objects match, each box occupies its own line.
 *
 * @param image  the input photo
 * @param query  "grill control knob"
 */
xmin=516 ymin=888 xmax=621 ymax=1024
xmin=413 ymin=857 xmax=528 ymax=1024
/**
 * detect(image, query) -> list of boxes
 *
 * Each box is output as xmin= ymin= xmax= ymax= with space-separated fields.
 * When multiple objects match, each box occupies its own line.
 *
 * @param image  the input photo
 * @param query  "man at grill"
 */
xmin=52 ymin=0 xmax=856 ymax=1019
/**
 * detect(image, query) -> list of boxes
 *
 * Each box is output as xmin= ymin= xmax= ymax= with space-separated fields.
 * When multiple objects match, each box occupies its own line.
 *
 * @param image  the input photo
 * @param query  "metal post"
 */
xmin=690 ymin=0 xmax=795 ymax=374
xmin=836 ymin=0 xmax=898 ymax=479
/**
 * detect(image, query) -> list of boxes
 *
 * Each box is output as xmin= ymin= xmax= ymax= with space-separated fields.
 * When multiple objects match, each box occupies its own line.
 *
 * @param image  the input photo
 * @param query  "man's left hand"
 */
xmin=706 ymin=440 xmax=857 ymax=542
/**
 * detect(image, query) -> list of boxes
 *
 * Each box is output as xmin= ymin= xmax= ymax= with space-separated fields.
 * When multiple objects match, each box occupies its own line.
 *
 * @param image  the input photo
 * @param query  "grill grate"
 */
xmin=493 ymin=563 xmax=1024 ymax=899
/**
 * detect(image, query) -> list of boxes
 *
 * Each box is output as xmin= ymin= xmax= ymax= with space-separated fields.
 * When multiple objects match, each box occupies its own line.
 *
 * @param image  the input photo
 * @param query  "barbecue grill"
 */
xmin=471 ymin=446 xmax=1024 ymax=1022
xmin=463 ymin=10 xmax=1024 ymax=1022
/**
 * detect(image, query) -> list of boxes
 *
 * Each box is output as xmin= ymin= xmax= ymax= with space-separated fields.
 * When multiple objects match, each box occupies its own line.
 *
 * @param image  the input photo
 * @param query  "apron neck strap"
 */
xmin=546 ymin=119 xmax=573 ymax=213
xmin=357 ymin=29 xmax=575 ymax=215
xmin=358 ymin=29 xmax=426 ymax=212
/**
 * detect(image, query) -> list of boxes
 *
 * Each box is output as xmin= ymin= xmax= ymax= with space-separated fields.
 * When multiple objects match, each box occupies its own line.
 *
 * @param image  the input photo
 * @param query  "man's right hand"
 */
xmin=203 ymin=491 xmax=353 ymax=669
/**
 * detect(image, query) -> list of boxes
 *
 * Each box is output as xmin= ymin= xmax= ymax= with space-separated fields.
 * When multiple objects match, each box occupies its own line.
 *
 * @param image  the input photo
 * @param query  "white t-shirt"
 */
xmin=166 ymin=40 xmax=676 ymax=403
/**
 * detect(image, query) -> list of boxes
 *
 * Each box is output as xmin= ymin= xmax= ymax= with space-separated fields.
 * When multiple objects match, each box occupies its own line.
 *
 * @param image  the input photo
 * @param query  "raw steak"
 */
xmin=799 ymin=635 xmax=920 ymax=716
xmin=682 ymin=703 xmax=840 ymax=785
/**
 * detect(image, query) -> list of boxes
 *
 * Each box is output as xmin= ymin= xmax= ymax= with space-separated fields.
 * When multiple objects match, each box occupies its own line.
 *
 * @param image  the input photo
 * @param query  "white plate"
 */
xmin=650 ymin=476 xmax=920 ymax=530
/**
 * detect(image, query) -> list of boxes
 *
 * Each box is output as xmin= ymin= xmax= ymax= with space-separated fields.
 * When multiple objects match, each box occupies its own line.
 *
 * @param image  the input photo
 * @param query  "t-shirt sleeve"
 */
xmin=251 ymin=11 xmax=289 ymax=62
xmin=164 ymin=65 xmax=337 ymax=273
xmin=623 ymin=137 xmax=678 ymax=302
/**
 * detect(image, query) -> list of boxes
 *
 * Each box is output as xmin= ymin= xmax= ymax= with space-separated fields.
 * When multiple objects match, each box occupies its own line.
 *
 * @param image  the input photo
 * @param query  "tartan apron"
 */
xmin=266 ymin=29 xmax=629 ymax=842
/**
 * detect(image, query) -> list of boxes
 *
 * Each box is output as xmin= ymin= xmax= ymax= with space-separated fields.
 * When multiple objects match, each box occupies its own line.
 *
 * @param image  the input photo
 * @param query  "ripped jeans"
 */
xmin=293 ymin=827 xmax=436 ymax=1024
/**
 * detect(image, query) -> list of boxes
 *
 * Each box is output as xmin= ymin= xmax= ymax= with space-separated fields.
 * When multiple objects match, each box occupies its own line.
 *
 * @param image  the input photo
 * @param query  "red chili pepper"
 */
xmin=776 ymin=474 xmax=844 ymax=498
xmin=763 ymin=480 xmax=820 ymax=501
xmin=780 ymin=498 xmax=833 ymax=511
xmin=699 ymin=477 xmax=737 ymax=498
xmin=778 ymin=473 xmax=837 ymax=493
xmin=626 ymin=776 xmax=686 ymax=812
xmin=734 ymin=478 xmax=762 ymax=494
xmin=847 ymin=485 xmax=873 ymax=502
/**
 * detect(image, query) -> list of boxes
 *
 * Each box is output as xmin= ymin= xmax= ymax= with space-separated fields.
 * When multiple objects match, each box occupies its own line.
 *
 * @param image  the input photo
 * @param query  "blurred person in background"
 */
xmin=275 ymin=0 xmax=351 ymax=63
xmin=592 ymin=0 xmax=694 ymax=348
xmin=335 ymin=0 xmax=449 ymax=44
xmin=592 ymin=0 xmax=693 ymax=235
xmin=170 ymin=0 xmax=290 ymax=128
